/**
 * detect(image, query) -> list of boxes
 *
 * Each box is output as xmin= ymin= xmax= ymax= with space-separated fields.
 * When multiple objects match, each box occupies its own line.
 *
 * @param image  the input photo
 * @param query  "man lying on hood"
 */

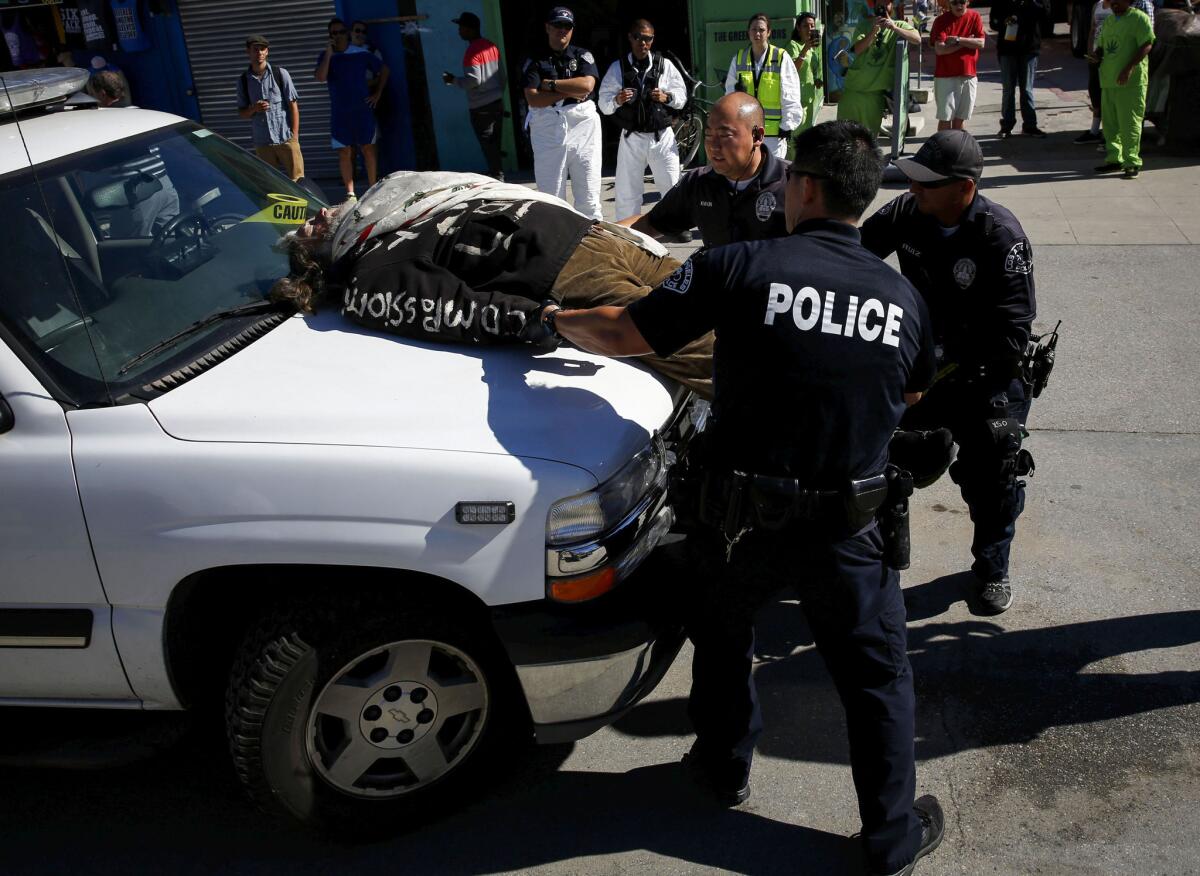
xmin=271 ymin=170 xmax=713 ymax=397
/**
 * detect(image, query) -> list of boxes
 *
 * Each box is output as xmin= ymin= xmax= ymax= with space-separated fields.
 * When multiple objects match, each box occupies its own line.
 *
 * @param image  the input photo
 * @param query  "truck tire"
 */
xmin=226 ymin=599 xmax=523 ymax=838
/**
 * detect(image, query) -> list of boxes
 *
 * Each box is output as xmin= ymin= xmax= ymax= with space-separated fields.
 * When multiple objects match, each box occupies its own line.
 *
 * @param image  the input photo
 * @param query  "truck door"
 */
xmin=0 ymin=177 xmax=135 ymax=702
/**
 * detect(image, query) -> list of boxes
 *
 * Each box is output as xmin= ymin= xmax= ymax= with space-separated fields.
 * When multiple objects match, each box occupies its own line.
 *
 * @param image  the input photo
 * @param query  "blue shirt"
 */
xmin=317 ymin=45 xmax=383 ymax=109
xmin=237 ymin=64 xmax=300 ymax=146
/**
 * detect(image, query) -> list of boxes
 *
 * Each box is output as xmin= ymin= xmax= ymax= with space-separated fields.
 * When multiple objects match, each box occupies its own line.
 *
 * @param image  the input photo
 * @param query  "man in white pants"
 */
xmin=598 ymin=18 xmax=688 ymax=222
xmin=521 ymin=6 xmax=603 ymax=220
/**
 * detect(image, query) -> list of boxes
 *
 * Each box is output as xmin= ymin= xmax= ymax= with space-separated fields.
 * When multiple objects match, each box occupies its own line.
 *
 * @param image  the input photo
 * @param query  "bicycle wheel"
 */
xmin=673 ymin=113 xmax=703 ymax=168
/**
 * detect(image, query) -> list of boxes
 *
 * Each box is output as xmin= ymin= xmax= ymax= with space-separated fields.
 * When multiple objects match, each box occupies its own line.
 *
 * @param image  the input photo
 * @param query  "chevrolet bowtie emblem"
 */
xmin=389 ymin=708 xmax=411 ymax=723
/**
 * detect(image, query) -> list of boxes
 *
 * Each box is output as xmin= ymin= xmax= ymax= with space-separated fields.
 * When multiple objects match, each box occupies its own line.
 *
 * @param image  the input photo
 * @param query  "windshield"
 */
xmin=0 ymin=121 xmax=325 ymax=406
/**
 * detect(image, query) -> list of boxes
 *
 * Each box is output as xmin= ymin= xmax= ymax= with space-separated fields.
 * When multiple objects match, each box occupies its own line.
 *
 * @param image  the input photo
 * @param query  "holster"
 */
xmin=878 ymin=465 xmax=915 ymax=570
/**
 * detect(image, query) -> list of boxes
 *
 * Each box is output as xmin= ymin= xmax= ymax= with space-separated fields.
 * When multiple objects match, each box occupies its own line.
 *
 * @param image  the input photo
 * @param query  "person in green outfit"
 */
xmin=836 ymin=0 xmax=921 ymax=139
xmin=1095 ymin=0 xmax=1154 ymax=179
xmin=788 ymin=12 xmax=824 ymax=133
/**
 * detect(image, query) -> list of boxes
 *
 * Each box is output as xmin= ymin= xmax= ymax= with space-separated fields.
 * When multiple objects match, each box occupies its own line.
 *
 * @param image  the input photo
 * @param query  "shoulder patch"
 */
xmin=1004 ymin=239 xmax=1033 ymax=275
xmin=580 ymin=50 xmax=595 ymax=64
xmin=661 ymin=260 xmax=694 ymax=294
xmin=755 ymin=191 xmax=777 ymax=222
xmin=875 ymin=199 xmax=895 ymax=217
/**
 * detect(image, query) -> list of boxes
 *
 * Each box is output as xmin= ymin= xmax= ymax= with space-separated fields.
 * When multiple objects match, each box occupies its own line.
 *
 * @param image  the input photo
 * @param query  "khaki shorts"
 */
xmin=934 ymin=75 xmax=977 ymax=121
xmin=255 ymin=139 xmax=305 ymax=181
xmin=552 ymin=226 xmax=714 ymax=398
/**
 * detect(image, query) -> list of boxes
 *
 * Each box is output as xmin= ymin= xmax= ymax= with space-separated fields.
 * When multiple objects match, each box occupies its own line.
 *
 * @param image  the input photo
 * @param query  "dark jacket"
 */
xmin=990 ymin=0 xmax=1046 ymax=56
xmin=860 ymin=192 xmax=1036 ymax=381
xmin=643 ymin=144 xmax=790 ymax=246
xmin=339 ymin=199 xmax=591 ymax=345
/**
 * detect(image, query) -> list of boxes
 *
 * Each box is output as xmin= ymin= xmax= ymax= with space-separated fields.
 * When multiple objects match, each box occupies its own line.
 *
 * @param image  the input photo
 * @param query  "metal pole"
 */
xmin=917 ymin=32 xmax=923 ymax=90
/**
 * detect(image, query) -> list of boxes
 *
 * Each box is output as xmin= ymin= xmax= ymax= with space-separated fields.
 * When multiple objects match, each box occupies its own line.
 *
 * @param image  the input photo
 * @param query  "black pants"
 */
xmin=469 ymin=99 xmax=504 ymax=179
xmin=685 ymin=522 xmax=922 ymax=874
xmin=900 ymin=376 xmax=1032 ymax=581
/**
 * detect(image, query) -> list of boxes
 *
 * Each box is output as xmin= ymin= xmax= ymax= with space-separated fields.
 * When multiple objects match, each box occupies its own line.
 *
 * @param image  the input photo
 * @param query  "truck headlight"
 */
xmin=546 ymin=439 xmax=668 ymax=546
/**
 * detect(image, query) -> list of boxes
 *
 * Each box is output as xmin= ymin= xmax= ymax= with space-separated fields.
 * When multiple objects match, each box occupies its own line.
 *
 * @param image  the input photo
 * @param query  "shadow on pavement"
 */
xmin=0 ymin=733 xmax=861 ymax=875
xmin=614 ymin=605 xmax=1200 ymax=773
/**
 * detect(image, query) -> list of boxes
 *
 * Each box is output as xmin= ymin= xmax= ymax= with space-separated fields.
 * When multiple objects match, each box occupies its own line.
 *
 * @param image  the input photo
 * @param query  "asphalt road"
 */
xmin=3 ymin=28 xmax=1199 ymax=876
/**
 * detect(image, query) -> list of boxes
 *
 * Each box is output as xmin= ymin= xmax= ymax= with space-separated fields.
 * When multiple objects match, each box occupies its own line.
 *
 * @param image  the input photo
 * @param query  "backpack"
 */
xmin=239 ymin=65 xmax=288 ymax=108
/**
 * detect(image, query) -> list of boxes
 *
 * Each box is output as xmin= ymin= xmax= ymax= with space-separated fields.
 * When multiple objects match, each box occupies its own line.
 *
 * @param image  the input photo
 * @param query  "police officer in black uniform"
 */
xmin=534 ymin=121 xmax=945 ymax=876
xmin=860 ymin=130 xmax=1037 ymax=615
xmin=619 ymin=91 xmax=790 ymax=246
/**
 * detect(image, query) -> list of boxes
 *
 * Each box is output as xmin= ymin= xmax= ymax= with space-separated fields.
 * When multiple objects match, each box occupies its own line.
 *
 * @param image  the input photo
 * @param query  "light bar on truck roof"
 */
xmin=0 ymin=68 xmax=91 ymax=114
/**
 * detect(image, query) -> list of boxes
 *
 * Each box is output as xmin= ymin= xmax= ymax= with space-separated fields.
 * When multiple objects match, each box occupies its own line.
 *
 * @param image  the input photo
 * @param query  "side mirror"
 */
xmin=0 ymin=394 xmax=13 ymax=435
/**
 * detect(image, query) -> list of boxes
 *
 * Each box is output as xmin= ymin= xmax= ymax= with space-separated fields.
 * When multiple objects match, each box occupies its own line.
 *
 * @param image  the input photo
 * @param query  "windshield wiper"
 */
xmin=117 ymin=300 xmax=285 ymax=376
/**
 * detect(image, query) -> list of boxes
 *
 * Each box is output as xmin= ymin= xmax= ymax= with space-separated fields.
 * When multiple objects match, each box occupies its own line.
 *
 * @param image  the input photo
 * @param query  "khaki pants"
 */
xmin=255 ymin=139 xmax=305 ymax=181
xmin=552 ymin=227 xmax=714 ymax=398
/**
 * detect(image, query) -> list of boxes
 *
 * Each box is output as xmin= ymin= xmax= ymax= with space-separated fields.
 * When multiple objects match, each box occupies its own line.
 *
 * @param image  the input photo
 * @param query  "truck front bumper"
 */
xmin=490 ymin=548 xmax=686 ymax=744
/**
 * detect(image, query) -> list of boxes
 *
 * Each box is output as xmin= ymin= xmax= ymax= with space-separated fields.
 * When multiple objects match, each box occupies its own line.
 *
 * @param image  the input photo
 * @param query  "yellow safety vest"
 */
xmin=735 ymin=44 xmax=785 ymax=135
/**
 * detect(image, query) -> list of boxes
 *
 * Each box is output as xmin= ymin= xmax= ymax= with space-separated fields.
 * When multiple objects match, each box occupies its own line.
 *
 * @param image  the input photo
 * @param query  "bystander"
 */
xmin=443 ymin=12 xmax=506 ymax=181
xmin=930 ymin=0 xmax=985 ymax=131
xmin=236 ymin=35 xmax=304 ymax=182
xmin=989 ymin=0 xmax=1047 ymax=137
xmin=315 ymin=17 xmax=389 ymax=198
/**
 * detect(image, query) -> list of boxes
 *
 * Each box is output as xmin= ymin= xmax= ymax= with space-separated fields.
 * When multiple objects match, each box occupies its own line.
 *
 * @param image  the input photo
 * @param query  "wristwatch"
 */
xmin=544 ymin=79 xmax=557 ymax=92
xmin=543 ymin=305 xmax=562 ymax=339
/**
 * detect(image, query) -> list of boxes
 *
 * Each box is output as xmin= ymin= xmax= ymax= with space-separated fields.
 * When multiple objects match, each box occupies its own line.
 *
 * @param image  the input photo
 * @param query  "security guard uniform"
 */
xmin=627 ymin=219 xmax=936 ymax=875
xmin=861 ymin=192 xmax=1036 ymax=585
xmin=521 ymin=44 xmax=604 ymax=220
xmin=725 ymin=44 xmax=805 ymax=159
xmin=640 ymin=143 xmax=790 ymax=246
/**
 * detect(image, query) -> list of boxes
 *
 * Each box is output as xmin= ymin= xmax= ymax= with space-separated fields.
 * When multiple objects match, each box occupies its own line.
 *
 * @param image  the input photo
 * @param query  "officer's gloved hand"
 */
xmin=889 ymin=427 xmax=955 ymax=488
xmin=518 ymin=301 xmax=561 ymax=350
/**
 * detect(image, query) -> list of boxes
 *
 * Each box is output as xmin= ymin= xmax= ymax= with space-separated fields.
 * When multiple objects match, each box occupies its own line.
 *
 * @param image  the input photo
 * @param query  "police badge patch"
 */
xmin=953 ymin=257 xmax=976 ymax=289
xmin=580 ymin=51 xmax=594 ymax=64
xmin=755 ymin=191 xmax=776 ymax=222
xmin=662 ymin=260 xmax=694 ymax=294
xmin=1004 ymin=240 xmax=1033 ymax=274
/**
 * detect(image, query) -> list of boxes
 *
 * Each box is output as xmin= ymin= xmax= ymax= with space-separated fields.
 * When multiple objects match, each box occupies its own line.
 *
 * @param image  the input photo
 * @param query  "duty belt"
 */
xmin=701 ymin=469 xmax=889 ymax=560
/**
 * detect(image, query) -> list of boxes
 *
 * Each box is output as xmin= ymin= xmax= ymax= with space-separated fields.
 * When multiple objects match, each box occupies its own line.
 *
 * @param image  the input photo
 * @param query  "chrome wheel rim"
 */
xmin=305 ymin=639 xmax=489 ymax=798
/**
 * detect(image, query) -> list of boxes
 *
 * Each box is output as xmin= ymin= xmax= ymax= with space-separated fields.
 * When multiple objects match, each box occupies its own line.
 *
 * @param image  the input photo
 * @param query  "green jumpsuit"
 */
xmin=788 ymin=38 xmax=824 ymax=133
xmin=837 ymin=17 xmax=915 ymax=139
xmin=1098 ymin=8 xmax=1154 ymax=170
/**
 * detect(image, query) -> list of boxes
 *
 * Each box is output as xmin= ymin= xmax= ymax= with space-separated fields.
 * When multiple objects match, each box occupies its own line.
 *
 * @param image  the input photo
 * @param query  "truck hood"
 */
xmin=148 ymin=312 xmax=680 ymax=482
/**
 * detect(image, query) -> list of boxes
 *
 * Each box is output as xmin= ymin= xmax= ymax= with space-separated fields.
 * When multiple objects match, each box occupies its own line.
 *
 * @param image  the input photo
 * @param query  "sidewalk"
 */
xmin=896 ymin=31 xmax=1200 ymax=245
xmin=569 ymin=31 xmax=1199 ymax=247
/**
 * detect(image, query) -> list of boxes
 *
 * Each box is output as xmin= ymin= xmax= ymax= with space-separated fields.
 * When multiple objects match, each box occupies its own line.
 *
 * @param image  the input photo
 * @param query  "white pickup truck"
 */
xmin=0 ymin=69 xmax=699 ymax=835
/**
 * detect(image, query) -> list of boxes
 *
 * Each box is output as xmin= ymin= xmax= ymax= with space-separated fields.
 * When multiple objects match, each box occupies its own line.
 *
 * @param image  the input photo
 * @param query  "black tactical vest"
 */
xmin=612 ymin=53 xmax=673 ymax=134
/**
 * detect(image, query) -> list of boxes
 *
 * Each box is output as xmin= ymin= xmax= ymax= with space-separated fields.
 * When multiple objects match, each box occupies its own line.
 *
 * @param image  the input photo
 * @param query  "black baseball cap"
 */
xmin=452 ymin=12 xmax=481 ymax=28
xmin=547 ymin=6 xmax=575 ymax=26
xmin=245 ymin=34 xmax=270 ymax=48
xmin=895 ymin=130 xmax=984 ymax=183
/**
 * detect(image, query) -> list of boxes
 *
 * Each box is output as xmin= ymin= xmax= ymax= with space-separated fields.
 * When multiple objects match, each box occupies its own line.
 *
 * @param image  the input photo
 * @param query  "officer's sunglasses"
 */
xmin=631 ymin=33 xmax=654 ymax=42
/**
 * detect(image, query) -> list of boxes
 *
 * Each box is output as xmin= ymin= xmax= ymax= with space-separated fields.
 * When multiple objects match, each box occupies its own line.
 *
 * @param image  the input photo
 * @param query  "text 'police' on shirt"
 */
xmin=765 ymin=284 xmax=905 ymax=347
